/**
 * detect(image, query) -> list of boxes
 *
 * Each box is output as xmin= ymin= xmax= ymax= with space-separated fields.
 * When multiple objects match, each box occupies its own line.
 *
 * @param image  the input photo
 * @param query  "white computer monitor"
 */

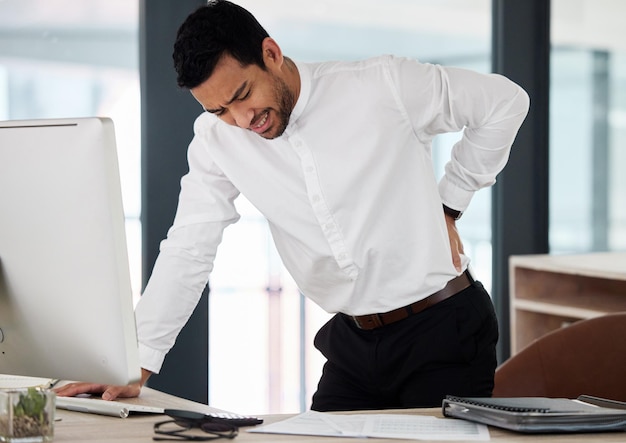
xmin=0 ymin=117 xmax=141 ymax=385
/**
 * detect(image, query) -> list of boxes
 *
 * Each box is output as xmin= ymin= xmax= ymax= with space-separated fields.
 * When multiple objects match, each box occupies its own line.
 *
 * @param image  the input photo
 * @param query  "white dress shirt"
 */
xmin=136 ymin=55 xmax=529 ymax=373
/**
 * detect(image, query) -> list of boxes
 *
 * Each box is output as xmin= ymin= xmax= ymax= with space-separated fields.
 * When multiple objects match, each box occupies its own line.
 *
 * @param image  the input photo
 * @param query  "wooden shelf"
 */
xmin=509 ymin=252 xmax=626 ymax=355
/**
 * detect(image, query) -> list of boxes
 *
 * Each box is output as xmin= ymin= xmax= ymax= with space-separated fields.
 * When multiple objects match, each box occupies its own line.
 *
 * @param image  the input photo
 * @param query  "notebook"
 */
xmin=442 ymin=395 xmax=626 ymax=433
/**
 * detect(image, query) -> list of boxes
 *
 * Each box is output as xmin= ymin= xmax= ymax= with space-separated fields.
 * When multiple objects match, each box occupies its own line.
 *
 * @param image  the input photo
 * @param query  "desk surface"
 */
xmin=54 ymin=388 xmax=626 ymax=442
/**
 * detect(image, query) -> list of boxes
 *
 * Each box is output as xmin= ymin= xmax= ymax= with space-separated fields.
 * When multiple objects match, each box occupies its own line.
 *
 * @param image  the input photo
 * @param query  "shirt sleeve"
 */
xmin=135 ymin=115 xmax=241 ymax=373
xmin=390 ymin=56 xmax=530 ymax=212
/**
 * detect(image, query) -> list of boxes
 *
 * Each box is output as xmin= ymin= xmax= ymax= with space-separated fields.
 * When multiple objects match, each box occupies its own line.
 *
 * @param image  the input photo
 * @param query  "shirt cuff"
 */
xmin=138 ymin=342 xmax=167 ymax=375
xmin=438 ymin=175 xmax=475 ymax=213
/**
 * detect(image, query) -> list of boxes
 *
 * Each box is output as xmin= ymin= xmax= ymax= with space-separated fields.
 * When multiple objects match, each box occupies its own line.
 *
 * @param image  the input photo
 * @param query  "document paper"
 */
xmin=0 ymin=374 xmax=57 ymax=389
xmin=248 ymin=410 xmax=489 ymax=440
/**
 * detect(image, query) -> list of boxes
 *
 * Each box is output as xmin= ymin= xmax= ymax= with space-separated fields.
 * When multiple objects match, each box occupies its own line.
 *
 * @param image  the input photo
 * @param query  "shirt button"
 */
xmin=293 ymin=140 xmax=302 ymax=148
xmin=338 ymin=253 xmax=346 ymax=260
xmin=305 ymin=166 xmax=314 ymax=173
xmin=312 ymin=195 xmax=321 ymax=203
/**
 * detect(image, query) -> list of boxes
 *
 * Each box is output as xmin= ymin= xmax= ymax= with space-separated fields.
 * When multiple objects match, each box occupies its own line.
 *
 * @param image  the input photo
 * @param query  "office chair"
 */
xmin=493 ymin=312 xmax=626 ymax=401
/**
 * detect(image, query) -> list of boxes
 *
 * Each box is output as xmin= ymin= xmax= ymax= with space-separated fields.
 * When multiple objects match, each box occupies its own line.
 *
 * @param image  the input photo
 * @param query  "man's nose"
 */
xmin=229 ymin=103 xmax=253 ymax=129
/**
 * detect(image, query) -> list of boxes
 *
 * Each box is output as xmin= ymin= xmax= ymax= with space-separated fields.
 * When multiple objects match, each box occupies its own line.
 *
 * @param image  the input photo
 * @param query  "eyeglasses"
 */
xmin=153 ymin=409 xmax=239 ymax=441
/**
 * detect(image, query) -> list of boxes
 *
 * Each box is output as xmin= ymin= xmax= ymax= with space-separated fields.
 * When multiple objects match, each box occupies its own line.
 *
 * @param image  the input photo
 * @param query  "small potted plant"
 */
xmin=0 ymin=387 xmax=55 ymax=442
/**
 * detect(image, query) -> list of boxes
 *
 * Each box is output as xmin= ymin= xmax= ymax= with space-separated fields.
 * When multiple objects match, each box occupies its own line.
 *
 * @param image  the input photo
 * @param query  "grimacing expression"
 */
xmin=191 ymin=53 xmax=296 ymax=140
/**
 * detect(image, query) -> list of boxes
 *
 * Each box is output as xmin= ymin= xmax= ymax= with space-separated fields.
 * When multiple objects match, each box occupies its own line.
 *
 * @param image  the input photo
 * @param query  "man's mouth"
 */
xmin=250 ymin=110 xmax=270 ymax=134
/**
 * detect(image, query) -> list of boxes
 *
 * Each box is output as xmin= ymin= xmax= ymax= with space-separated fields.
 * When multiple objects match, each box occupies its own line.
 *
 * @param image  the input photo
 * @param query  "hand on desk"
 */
xmin=53 ymin=368 xmax=152 ymax=400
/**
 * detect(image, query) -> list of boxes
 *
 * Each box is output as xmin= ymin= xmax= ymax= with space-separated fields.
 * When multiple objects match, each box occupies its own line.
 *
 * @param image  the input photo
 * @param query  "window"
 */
xmin=208 ymin=0 xmax=492 ymax=414
xmin=0 ymin=0 xmax=141 ymax=298
xmin=551 ymin=0 xmax=626 ymax=252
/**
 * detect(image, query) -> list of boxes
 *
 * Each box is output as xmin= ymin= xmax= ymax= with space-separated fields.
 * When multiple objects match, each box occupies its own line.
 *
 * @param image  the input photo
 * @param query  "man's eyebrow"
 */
xmin=204 ymin=81 xmax=248 ymax=114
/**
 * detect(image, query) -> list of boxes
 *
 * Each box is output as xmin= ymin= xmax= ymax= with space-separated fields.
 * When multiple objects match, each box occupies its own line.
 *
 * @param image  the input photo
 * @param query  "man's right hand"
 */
xmin=53 ymin=368 xmax=152 ymax=401
xmin=444 ymin=213 xmax=464 ymax=272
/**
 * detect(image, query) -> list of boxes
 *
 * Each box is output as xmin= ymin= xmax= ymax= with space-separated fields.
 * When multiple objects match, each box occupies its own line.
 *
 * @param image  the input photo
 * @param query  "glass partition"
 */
xmin=208 ymin=0 xmax=492 ymax=414
xmin=0 ymin=0 xmax=141 ymax=299
xmin=550 ymin=0 xmax=626 ymax=252
xmin=1 ymin=0 xmax=499 ymax=416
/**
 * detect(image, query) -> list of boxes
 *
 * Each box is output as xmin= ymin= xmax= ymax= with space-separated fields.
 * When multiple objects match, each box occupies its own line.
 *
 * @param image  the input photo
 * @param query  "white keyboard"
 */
xmin=56 ymin=396 xmax=164 ymax=418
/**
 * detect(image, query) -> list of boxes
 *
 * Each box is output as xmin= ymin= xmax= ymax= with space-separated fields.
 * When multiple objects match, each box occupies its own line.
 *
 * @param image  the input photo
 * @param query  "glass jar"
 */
xmin=0 ymin=388 xmax=55 ymax=442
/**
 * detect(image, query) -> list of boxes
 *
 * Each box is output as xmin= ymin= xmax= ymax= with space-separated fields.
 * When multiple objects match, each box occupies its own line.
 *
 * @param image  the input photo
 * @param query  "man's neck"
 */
xmin=283 ymin=57 xmax=301 ymax=104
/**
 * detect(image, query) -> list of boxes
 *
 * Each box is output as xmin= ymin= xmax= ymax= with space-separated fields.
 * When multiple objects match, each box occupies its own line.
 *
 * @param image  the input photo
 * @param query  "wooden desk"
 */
xmin=53 ymin=388 xmax=626 ymax=442
xmin=509 ymin=252 xmax=626 ymax=354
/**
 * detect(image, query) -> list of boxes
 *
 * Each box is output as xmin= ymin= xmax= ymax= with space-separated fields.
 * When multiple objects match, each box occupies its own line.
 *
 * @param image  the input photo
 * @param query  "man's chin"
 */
xmin=257 ymin=125 xmax=287 ymax=140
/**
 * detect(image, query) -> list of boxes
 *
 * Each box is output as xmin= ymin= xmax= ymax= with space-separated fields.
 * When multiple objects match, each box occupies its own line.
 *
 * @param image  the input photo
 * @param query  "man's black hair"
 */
xmin=173 ymin=0 xmax=270 ymax=89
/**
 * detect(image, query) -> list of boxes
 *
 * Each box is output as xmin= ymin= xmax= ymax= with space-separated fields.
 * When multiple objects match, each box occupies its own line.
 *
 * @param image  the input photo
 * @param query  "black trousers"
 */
xmin=310 ymin=279 xmax=499 ymax=411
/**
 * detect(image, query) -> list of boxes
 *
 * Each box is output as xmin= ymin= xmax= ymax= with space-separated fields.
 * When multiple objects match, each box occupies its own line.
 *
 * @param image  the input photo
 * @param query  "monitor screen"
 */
xmin=0 ymin=117 xmax=141 ymax=385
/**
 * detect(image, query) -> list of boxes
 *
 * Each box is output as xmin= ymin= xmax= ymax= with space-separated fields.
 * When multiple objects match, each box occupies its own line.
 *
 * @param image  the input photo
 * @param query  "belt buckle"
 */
xmin=353 ymin=314 xmax=384 ymax=330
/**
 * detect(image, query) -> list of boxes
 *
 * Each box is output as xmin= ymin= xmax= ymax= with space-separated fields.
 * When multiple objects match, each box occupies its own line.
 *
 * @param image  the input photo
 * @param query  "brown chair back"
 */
xmin=493 ymin=312 xmax=626 ymax=401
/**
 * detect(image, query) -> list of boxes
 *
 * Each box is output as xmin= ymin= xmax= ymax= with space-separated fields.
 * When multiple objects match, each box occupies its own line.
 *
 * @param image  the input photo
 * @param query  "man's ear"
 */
xmin=262 ymin=37 xmax=284 ymax=70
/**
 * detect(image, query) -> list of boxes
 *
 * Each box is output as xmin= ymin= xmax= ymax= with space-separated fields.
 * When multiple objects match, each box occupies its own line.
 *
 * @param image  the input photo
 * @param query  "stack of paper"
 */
xmin=249 ymin=410 xmax=489 ymax=440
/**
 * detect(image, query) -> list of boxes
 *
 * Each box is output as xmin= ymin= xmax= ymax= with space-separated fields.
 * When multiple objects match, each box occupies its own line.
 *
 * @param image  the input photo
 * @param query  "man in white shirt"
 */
xmin=57 ymin=0 xmax=529 ymax=410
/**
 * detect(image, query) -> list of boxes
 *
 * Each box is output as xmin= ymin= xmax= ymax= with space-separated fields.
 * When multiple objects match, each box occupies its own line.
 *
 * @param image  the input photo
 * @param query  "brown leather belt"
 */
xmin=350 ymin=270 xmax=473 ymax=330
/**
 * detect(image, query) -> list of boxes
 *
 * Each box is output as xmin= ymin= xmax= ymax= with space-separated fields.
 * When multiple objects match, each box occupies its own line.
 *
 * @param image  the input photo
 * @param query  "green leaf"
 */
xmin=14 ymin=388 xmax=47 ymax=422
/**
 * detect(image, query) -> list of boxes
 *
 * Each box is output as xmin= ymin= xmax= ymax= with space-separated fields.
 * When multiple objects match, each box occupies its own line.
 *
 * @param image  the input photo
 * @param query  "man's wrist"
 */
xmin=442 ymin=204 xmax=463 ymax=220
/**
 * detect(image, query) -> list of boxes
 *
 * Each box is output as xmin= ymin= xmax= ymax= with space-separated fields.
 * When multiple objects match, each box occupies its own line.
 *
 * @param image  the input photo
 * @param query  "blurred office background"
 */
xmin=0 ymin=0 xmax=624 ymax=415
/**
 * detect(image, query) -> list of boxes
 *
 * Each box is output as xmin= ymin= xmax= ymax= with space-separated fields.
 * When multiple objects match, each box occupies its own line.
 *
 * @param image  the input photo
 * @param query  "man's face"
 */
xmin=191 ymin=54 xmax=295 ymax=140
